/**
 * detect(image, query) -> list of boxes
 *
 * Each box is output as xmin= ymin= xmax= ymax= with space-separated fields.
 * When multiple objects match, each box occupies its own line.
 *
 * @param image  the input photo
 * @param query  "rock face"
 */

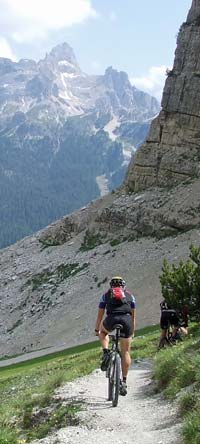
xmin=126 ymin=0 xmax=200 ymax=191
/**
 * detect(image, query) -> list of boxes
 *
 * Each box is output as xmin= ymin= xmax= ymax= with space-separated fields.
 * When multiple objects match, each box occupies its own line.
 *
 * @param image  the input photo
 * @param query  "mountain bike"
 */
xmin=158 ymin=326 xmax=183 ymax=349
xmin=106 ymin=324 xmax=122 ymax=407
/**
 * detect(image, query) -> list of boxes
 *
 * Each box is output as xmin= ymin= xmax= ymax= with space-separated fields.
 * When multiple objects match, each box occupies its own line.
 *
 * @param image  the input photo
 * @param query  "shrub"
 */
xmin=159 ymin=245 xmax=200 ymax=321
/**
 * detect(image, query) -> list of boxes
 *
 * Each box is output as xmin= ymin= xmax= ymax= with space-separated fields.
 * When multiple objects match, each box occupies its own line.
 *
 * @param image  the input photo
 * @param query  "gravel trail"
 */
xmin=31 ymin=361 xmax=182 ymax=444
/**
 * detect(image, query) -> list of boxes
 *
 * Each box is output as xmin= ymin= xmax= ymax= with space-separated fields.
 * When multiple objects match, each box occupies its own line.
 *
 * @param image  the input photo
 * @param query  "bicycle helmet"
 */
xmin=160 ymin=300 xmax=169 ymax=310
xmin=110 ymin=276 xmax=126 ymax=288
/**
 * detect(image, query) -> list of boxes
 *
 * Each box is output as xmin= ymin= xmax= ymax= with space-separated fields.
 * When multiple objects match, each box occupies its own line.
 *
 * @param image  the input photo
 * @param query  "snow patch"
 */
xmin=63 ymin=72 xmax=79 ymax=79
xmin=96 ymin=175 xmax=109 ymax=196
xmin=122 ymin=145 xmax=135 ymax=167
xmin=144 ymin=112 xmax=159 ymax=122
xmin=103 ymin=116 xmax=120 ymax=141
xmin=58 ymin=60 xmax=75 ymax=69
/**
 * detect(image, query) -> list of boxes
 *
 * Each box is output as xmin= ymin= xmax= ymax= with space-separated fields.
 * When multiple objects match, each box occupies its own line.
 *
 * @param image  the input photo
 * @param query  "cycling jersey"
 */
xmin=99 ymin=289 xmax=136 ymax=315
xmin=160 ymin=309 xmax=179 ymax=329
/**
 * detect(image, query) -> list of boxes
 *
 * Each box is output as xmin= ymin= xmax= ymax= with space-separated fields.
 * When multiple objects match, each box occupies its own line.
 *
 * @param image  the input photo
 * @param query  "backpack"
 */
xmin=109 ymin=287 xmax=126 ymax=305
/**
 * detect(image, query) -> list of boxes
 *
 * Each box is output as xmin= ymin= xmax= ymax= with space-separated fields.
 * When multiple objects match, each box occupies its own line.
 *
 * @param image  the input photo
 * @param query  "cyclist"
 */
xmin=94 ymin=276 xmax=136 ymax=396
xmin=158 ymin=299 xmax=188 ymax=348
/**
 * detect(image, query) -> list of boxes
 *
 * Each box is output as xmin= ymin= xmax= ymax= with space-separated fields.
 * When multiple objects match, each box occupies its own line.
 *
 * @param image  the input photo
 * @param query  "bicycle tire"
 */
xmin=108 ymin=352 xmax=121 ymax=407
xmin=107 ymin=352 xmax=114 ymax=401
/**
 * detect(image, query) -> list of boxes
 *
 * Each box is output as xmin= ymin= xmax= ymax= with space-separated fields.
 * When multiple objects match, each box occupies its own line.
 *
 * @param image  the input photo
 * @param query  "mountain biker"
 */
xmin=94 ymin=276 xmax=136 ymax=396
xmin=158 ymin=299 xmax=188 ymax=348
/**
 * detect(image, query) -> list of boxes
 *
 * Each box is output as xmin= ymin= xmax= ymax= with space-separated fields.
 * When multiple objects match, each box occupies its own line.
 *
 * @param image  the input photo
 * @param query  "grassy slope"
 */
xmin=0 ymin=324 xmax=199 ymax=443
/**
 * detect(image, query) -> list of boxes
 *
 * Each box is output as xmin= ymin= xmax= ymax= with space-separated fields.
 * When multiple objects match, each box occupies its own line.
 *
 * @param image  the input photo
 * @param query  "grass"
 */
xmin=0 ymin=347 xmax=100 ymax=442
xmin=22 ymin=262 xmax=89 ymax=292
xmin=79 ymin=230 xmax=105 ymax=251
xmin=0 ymin=323 xmax=200 ymax=443
xmin=154 ymin=324 xmax=200 ymax=444
xmin=0 ymin=324 xmax=159 ymax=443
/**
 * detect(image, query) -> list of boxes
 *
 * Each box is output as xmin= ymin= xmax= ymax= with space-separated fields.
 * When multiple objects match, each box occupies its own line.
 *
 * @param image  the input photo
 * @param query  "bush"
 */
xmin=159 ymin=245 xmax=200 ymax=321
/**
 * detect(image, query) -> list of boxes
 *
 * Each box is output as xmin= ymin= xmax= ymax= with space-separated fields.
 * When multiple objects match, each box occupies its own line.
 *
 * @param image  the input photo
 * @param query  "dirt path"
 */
xmin=31 ymin=360 xmax=182 ymax=444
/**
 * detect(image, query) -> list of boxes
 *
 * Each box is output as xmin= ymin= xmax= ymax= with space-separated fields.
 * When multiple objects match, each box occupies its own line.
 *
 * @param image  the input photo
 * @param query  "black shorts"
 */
xmin=103 ymin=313 xmax=133 ymax=338
xmin=160 ymin=309 xmax=179 ymax=330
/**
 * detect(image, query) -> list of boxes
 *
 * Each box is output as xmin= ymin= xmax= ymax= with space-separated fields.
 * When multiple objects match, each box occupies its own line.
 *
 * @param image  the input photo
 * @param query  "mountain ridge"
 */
xmin=0 ymin=42 xmax=159 ymax=248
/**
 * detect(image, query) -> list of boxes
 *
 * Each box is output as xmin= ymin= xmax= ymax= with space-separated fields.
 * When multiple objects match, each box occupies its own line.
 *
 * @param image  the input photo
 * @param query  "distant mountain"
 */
xmin=0 ymin=43 xmax=160 ymax=248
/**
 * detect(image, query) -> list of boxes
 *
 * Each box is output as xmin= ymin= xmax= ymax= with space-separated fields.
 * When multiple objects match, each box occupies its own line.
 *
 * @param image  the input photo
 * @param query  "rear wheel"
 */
xmin=108 ymin=354 xmax=113 ymax=401
xmin=108 ymin=353 xmax=121 ymax=407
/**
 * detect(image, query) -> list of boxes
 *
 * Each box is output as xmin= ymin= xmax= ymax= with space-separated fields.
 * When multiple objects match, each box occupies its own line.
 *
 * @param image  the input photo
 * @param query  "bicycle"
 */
xmin=106 ymin=324 xmax=122 ymax=407
xmin=158 ymin=325 xmax=183 ymax=349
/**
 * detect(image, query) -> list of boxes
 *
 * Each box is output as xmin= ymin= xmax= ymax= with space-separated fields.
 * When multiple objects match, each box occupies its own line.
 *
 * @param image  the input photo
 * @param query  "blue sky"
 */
xmin=0 ymin=0 xmax=192 ymax=100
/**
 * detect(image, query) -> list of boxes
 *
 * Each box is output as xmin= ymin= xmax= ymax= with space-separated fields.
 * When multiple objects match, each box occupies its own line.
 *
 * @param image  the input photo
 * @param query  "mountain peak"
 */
xmin=50 ymin=42 xmax=76 ymax=61
xmin=187 ymin=0 xmax=200 ymax=23
xmin=49 ymin=42 xmax=76 ymax=62
xmin=44 ymin=42 xmax=81 ymax=73
xmin=105 ymin=66 xmax=129 ymax=81
xmin=104 ymin=66 xmax=130 ymax=91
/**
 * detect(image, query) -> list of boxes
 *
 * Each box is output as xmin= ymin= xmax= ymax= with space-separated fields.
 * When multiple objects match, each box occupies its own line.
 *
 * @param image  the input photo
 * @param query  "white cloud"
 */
xmin=0 ymin=0 xmax=97 ymax=42
xmin=0 ymin=37 xmax=16 ymax=60
xmin=131 ymin=65 xmax=168 ymax=101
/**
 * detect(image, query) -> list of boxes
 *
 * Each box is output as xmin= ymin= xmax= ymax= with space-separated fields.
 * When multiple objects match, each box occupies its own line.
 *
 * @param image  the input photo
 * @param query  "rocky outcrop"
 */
xmin=126 ymin=0 xmax=200 ymax=191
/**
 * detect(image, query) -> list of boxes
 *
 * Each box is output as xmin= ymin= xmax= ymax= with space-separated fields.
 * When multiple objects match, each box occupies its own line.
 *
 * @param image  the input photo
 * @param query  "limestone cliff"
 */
xmin=126 ymin=0 xmax=200 ymax=191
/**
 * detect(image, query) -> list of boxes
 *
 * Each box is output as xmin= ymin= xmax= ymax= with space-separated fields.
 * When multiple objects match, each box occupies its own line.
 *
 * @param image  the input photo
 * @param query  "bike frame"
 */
xmin=106 ymin=324 xmax=122 ymax=407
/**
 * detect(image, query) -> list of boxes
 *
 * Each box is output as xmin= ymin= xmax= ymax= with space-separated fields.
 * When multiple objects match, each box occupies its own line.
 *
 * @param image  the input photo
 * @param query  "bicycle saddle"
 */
xmin=112 ymin=324 xmax=123 ymax=330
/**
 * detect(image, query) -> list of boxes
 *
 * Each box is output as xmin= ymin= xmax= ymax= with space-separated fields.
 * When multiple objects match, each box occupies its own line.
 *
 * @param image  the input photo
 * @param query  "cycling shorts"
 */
xmin=103 ymin=313 xmax=133 ymax=338
xmin=160 ymin=309 xmax=179 ymax=329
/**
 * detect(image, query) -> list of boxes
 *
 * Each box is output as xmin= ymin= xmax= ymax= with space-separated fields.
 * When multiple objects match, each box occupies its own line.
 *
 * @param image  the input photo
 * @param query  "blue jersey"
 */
xmin=99 ymin=289 xmax=136 ymax=315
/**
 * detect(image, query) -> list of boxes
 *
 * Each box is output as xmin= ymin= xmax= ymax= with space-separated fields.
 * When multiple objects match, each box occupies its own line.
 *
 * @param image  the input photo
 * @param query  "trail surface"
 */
xmin=31 ymin=360 xmax=181 ymax=444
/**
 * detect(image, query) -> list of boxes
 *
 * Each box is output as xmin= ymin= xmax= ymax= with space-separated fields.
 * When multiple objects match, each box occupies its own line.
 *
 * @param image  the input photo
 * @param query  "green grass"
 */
xmin=0 ymin=324 xmax=159 ymax=443
xmin=22 ymin=262 xmax=89 ymax=292
xmin=0 ymin=323 xmax=199 ymax=443
xmin=79 ymin=230 xmax=105 ymax=251
xmin=0 ymin=347 xmax=101 ymax=443
xmin=154 ymin=324 xmax=200 ymax=444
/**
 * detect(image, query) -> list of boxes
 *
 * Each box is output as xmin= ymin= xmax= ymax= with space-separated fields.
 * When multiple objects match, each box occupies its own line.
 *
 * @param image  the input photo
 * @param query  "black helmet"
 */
xmin=160 ymin=300 xmax=169 ymax=310
xmin=110 ymin=276 xmax=126 ymax=288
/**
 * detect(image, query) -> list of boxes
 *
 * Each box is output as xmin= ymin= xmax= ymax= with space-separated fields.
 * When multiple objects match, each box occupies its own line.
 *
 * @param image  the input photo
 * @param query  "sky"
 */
xmin=0 ymin=0 xmax=192 ymax=100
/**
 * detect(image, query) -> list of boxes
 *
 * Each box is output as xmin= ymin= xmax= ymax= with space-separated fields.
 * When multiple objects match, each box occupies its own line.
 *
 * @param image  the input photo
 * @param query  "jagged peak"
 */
xmin=104 ymin=66 xmax=130 ymax=91
xmin=187 ymin=0 xmax=200 ymax=23
xmin=105 ymin=66 xmax=129 ymax=81
xmin=47 ymin=42 xmax=78 ymax=65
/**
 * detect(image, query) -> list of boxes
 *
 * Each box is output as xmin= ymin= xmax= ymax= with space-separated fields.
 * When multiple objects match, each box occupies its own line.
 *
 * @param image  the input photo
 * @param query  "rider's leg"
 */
xmin=119 ymin=337 xmax=132 ymax=396
xmin=180 ymin=326 xmax=188 ymax=336
xmin=172 ymin=325 xmax=179 ymax=337
xmin=99 ymin=323 xmax=110 ymax=349
xmin=120 ymin=337 xmax=132 ymax=379
xmin=99 ymin=323 xmax=110 ymax=371
xmin=158 ymin=328 xmax=168 ymax=348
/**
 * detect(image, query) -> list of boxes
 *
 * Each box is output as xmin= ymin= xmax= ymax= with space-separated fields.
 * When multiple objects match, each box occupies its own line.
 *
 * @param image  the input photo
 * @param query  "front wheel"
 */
xmin=108 ymin=353 xmax=121 ymax=407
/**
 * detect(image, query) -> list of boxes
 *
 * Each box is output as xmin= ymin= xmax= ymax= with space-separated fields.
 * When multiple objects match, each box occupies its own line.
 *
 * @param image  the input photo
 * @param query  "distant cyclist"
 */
xmin=158 ymin=299 xmax=188 ymax=348
xmin=94 ymin=276 xmax=136 ymax=396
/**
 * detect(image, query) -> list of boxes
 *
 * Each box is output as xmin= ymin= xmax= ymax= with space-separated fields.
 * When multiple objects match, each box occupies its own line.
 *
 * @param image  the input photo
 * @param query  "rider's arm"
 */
xmin=130 ymin=294 xmax=136 ymax=336
xmin=95 ymin=308 xmax=105 ymax=333
xmin=131 ymin=309 xmax=136 ymax=337
xmin=94 ymin=294 xmax=106 ymax=334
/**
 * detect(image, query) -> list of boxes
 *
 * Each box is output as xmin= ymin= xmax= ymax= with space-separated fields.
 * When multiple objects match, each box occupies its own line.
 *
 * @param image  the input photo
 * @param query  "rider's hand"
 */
xmin=95 ymin=329 xmax=99 ymax=336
